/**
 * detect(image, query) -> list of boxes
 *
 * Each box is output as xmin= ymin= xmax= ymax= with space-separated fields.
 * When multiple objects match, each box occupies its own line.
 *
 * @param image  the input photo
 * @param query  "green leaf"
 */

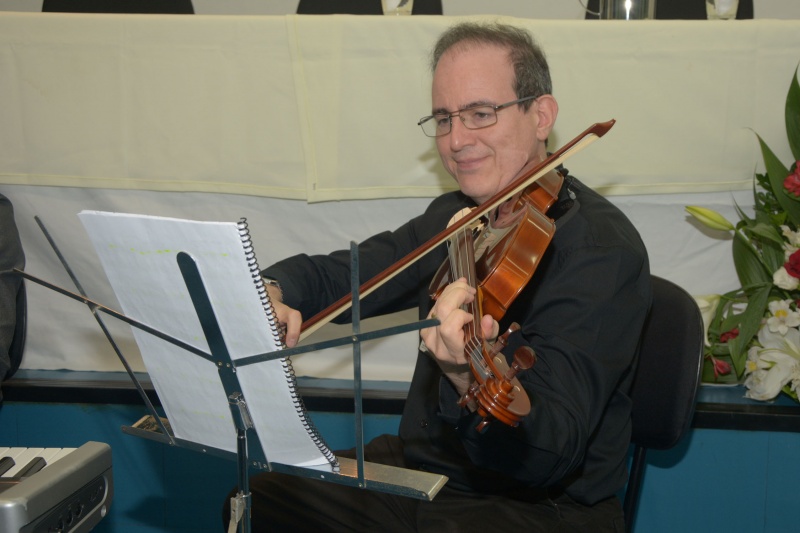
xmin=744 ymin=222 xmax=786 ymax=274
xmin=787 ymin=65 xmax=800 ymax=162
xmin=718 ymin=297 xmax=747 ymax=334
xmin=727 ymin=282 xmax=771 ymax=377
xmin=746 ymin=221 xmax=784 ymax=246
xmin=758 ymin=134 xmax=800 ymax=226
xmin=709 ymin=344 xmax=732 ymax=356
xmin=782 ymin=384 xmax=799 ymax=402
xmin=709 ymin=290 xmax=743 ymax=339
xmin=735 ymin=196 xmax=756 ymax=225
xmin=760 ymin=241 xmax=785 ymax=275
xmin=732 ymin=231 xmax=771 ymax=287
xmin=719 ymin=312 xmax=741 ymax=333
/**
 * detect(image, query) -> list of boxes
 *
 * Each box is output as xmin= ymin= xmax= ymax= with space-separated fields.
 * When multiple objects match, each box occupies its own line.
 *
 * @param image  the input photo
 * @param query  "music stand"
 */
xmin=19 ymin=220 xmax=447 ymax=533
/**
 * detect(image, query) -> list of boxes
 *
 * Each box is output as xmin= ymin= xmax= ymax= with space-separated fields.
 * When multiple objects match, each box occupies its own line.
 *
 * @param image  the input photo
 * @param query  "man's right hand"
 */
xmin=265 ymin=284 xmax=302 ymax=348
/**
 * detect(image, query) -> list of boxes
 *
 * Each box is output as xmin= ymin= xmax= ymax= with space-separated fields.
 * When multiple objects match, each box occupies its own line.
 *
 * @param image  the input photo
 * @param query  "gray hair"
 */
xmin=430 ymin=22 xmax=552 ymax=111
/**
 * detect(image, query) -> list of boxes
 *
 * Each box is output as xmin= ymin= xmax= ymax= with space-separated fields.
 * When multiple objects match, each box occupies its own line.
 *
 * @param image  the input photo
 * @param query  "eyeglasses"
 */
xmin=417 ymin=96 xmax=538 ymax=138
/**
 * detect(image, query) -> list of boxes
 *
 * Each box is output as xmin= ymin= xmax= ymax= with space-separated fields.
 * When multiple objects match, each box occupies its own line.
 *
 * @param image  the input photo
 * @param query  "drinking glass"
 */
xmin=381 ymin=0 xmax=413 ymax=16
xmin=706 ymin=0 xmax=739 ymax=20
xmin=600 ymin=0 xmax=656 ymax=20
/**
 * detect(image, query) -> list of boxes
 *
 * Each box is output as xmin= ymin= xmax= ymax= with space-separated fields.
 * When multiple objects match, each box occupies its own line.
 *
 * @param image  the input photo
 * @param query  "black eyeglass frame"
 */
xmin=417 ymin=95 xmax=539 ymax=138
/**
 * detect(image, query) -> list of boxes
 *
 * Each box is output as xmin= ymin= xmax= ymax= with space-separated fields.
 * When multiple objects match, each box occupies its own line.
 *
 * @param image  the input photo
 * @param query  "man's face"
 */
xmin=432 ymin=44 xmax=545 ymax=205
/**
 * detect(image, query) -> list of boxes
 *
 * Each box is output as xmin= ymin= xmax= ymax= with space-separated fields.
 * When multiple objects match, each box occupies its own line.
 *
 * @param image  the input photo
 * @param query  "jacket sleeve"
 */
xmin=262 ymin=193 xmax=470 ymax=324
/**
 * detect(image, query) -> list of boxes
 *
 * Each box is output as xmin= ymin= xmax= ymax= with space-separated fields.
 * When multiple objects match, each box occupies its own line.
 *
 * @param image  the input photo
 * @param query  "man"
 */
xmin=227 ymin=21 xmax=651 ymax=532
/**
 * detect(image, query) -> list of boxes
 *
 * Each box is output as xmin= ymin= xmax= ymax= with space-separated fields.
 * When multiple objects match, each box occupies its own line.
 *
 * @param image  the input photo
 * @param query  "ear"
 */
xmin=533 ymin=94 xmax=558 ymax=142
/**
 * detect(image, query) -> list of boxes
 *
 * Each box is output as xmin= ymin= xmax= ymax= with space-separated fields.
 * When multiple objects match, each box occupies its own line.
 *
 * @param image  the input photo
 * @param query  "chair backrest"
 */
xmin=623 ymin=276 xmax=704 ymax=532
xmin=630 ymin=276 xmax=704 ymax=449
xmin=7 ymin=281 xmax=27 ymax=379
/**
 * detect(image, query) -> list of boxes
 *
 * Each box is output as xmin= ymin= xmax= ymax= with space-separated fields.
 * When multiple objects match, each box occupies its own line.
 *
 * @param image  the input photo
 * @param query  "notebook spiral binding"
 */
xmin=237 ymin=218 xmax=340 ymax=472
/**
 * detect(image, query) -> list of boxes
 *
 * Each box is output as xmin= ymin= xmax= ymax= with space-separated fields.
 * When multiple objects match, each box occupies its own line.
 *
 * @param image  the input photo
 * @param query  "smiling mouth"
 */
xmin=455 ymin=156 xmax=487 ymax=171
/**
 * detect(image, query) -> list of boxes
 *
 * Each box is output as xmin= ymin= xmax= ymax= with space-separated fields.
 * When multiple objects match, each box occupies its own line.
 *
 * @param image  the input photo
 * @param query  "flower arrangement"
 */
xmin=686 ymin=65 xmax=800 ymax=402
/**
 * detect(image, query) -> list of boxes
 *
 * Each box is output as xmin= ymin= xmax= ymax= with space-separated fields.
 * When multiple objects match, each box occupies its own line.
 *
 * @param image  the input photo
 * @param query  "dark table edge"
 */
xmin=4 ymin=374 xmax=800 ymax=432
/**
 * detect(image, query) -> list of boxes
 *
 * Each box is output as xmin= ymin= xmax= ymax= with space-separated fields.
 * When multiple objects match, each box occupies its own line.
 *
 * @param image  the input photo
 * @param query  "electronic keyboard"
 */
xmin=0 ymin=442 xmax=112 ymax=533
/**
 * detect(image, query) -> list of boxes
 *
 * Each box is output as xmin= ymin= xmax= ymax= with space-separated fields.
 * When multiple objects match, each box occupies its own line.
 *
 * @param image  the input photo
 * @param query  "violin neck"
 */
xmin=447 ymin=228 xmax=483 ymax=340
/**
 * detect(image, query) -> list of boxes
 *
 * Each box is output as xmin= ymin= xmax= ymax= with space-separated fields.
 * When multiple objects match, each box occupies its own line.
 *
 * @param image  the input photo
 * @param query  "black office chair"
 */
xmin=7 ymin=281 xmax=27 ymax=379
xmin=623 ymin=276 xmax=704 ymax=533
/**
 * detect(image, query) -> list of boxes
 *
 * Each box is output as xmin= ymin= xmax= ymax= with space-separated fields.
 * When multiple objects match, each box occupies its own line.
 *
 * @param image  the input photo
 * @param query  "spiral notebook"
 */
xmin=78 ymin=211 xmax=337 ymax=471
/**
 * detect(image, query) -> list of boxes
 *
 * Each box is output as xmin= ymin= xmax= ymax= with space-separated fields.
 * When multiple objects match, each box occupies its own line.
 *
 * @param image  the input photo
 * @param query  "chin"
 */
xmin=457 ymin=179 xmax=496 ymax=205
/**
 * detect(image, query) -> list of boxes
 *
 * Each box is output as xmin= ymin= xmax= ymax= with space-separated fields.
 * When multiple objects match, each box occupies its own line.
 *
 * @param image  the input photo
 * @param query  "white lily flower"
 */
xmin=744 ymin=350 xmax=800 ymax=401
xmin=781 ymin=225 xmax=800 ymax=247
xmin=766 ymin=300 xmax=800 ymax=335
xmin=757 ymin=326 xmax=800 ymax=352
xmin=744 ymin=327 xmax=800 ymax=400
xmin=746 ymin=345 xmax=770 ymax=374
xmin=694 ymin=294 xmax=721 ymax=347
xmin=685 ymin=206 xmax=735 ymax=231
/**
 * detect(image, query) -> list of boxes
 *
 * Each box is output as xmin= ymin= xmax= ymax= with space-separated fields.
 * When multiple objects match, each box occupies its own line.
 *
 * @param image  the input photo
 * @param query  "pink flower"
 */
xmin=711 ymin=356 xmax=732 ymax=378
xmin=719 ymin=328 xmax=739 ymax=343
xmin=784 ymin=161 xmax=800 ymax=196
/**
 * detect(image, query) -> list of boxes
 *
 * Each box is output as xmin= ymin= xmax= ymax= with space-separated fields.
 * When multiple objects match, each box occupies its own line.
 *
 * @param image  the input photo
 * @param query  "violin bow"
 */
xmin=298 ymin=119 xmax=615 ymax=341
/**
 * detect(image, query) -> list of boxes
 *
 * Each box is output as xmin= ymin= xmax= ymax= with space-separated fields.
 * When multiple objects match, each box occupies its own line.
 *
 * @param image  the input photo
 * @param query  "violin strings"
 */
xmin=448 ymin=226 xmax=483 ymax=359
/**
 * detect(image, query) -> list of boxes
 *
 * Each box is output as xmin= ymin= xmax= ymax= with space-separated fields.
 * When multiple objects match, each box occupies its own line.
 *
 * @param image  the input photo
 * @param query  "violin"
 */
xmin=429 ymin=169 xmax=563 ymax=431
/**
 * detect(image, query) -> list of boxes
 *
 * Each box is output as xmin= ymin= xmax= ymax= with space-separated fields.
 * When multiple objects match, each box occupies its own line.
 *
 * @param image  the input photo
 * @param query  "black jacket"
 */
xmin=264 ymin=175 xmax=651 ymax=505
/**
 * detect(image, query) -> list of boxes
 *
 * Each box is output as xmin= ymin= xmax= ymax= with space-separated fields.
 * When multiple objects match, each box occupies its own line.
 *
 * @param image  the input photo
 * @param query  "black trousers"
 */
xmin=223 ymin=434 xmax=624 ymax=533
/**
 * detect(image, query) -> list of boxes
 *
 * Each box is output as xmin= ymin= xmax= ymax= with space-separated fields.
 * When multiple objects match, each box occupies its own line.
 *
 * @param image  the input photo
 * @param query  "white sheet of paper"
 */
xmin=79 ymin=211 xmax=335 ymax=470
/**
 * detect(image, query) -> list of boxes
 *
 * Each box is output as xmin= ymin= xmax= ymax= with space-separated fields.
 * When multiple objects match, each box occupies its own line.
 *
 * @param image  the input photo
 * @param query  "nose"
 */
xmin=447 ymin=114 xmax=474 ymax=151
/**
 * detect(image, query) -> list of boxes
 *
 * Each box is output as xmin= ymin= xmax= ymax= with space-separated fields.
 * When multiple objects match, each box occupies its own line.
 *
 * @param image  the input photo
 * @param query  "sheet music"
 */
xmin=79 ymin=211 xmax=335 ymax=470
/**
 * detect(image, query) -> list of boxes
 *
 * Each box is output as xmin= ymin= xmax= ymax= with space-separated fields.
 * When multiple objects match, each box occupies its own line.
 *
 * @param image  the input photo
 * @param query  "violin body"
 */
xmin=430 ymin=169 xmax=562 ymax=321
xmin=474 ymin=202 xmax=555 ymax=320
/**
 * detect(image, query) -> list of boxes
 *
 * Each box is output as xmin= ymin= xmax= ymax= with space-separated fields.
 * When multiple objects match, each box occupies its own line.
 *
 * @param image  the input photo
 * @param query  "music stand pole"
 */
xmin=228 ymin=393 xmax=253 ymax=533
xmin=177 ymin=253 xmax=256 ymax=533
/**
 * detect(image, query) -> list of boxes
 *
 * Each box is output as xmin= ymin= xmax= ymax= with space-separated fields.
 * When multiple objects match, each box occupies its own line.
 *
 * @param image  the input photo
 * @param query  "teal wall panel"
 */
xmin=2 ymin=401 xmax=799 ymax=533
xmin=628 ymin=428 xmax=800 ymax=533
xmin=0 ymin=402 xmax=400 ymax=533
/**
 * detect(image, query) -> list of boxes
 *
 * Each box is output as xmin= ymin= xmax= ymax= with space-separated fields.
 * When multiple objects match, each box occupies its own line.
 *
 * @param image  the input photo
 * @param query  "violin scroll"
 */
xmin=458 ymin=326 xmax=537 ymax=433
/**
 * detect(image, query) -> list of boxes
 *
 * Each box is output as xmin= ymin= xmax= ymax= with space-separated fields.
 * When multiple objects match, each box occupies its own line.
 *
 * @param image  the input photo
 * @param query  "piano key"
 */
xmin=15 ymin=456 xmax=47 ymax=478
xmin=0 ymin=448 xmax=27 ymax=463
xmin=0 ymin=457 xmax=15 ymax=476
xmin=33 ymin=448 xmax=68 ymax=464
xmin=0 ymin=447 xmax=75 ymax=478
xmin=1 ymin=448 xmax=44 ymax=478
xmin=48 ymin=448 xmax=77 ymax=463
